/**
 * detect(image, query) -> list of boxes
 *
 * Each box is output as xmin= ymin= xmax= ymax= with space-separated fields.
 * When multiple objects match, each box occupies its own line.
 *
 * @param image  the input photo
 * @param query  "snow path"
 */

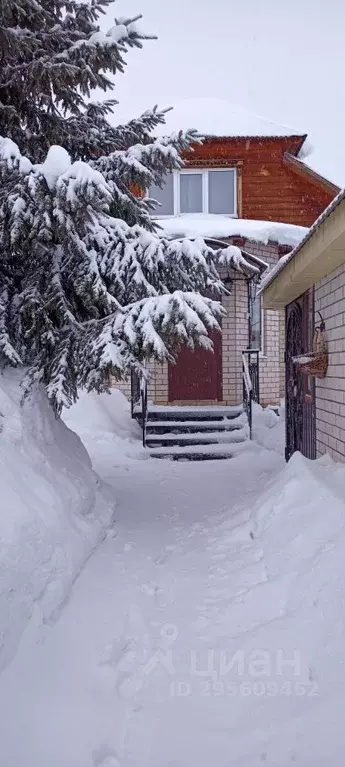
xmin=0 ymin=443 xmax=300 ymax=767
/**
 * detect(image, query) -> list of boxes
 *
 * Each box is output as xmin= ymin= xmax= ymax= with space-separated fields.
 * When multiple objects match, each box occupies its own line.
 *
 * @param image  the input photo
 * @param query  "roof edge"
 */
xmin=197 ymin=134 xmax=307 ymax=143
xmin=293 ymin=135 xmax=308 ymax=156
xmin=283 ymin=152 xmax=340 ymax=195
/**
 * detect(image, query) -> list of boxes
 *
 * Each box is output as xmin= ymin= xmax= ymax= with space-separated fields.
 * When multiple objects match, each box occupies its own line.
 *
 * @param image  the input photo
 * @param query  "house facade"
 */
xmin=115 ymin=100 xmax=338 ymax=409
xmin=262 ymin=190 xmax=345 ymax=464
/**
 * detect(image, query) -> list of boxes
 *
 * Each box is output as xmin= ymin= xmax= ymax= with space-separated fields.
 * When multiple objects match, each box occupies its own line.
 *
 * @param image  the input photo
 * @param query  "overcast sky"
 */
xmin=109 ymin=0 xmax=345 ymax=187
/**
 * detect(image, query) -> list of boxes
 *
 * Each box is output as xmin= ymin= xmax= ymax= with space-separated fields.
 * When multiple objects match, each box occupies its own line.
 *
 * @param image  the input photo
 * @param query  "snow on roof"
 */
xmin=156 ymin=214 xmax=308 ymax=248
xmin=155 ymin=98 xmax=306 ymax=141
xmin=259 ymin=253 xmax=292 ymax=292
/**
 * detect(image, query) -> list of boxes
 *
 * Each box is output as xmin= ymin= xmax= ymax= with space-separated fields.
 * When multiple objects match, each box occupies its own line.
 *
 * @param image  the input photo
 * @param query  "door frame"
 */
xmin=285 ymin=289 xmax=316 ymax=461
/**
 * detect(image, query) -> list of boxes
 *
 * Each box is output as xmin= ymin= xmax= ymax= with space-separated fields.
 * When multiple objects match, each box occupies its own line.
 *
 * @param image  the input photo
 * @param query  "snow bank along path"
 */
xmin=0 ymin=372 xmax=113 ymax=673
xmin=1 ymin=389 xmax=345 ymax=766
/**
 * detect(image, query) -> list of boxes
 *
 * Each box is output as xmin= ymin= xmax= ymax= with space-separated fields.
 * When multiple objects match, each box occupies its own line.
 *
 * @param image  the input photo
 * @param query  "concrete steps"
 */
xmin=146 ymin=414 xmax=245 ymax=435
xmin=144 ymin=405 xmax=249 ymax=461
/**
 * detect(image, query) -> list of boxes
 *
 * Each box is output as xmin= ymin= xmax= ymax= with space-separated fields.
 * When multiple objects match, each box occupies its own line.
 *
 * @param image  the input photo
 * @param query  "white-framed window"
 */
xmin=149 ymin=168 xmax=237 ymax=217
xmin=249 ymin=294 xmax=264 ymax=353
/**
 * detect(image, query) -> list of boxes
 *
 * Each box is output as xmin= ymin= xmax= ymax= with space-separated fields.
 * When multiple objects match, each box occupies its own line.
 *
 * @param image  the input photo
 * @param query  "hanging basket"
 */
xmin=293 ymin=351 xmax=328 ymax=378
xmin=292 ymin=315 xmax=328 ymax=379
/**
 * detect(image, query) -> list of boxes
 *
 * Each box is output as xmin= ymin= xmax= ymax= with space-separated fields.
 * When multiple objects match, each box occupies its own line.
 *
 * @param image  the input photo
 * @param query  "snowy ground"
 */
xmin=1 ymin=388 xmax=345 ymax=766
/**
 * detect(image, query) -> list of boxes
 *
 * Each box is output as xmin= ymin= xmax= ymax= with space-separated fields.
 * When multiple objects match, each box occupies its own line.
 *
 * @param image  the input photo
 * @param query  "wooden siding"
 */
xmin=182 ymin=136 xmax=335 ymax=228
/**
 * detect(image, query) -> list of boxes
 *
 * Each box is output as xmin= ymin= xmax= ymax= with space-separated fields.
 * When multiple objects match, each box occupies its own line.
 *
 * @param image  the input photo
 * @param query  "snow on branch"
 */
xmin=0 ymin=289 xmax=22 ymax=366
xmin=94 ymin=128 xmax=201 ymax=189
xmin=218 ymin=245 xmax=260 ymax=276
xmin=0 ymin=136 xmax=32 ymax=173
xmin=68 ymin=14 xmax=155 ymax=53
xmin=113 ymin=106 xmax=172 ymax=149
xmin=94 ymin=290 xmax=224 ymax=372
xmin=41 ymin=146 xmax=71 ymax=190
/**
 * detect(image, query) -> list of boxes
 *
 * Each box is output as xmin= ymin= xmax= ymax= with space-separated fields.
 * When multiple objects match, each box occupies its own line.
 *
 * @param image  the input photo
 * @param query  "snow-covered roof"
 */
xmin=156 ymin=214 xmax=308 ymax=248
xmin=155 ymin=98 xmax=306 ymax=141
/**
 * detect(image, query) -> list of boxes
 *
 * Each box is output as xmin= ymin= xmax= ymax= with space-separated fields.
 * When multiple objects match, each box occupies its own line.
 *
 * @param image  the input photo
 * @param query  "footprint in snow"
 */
xmin=154 ymin=551 xmax=170 ymax=565
xmin=141 ymin=582 xmax=158 ymax=596
xmin=93 ymin=745 xmax=120 ymax=767
xmin=154 ymin=544 xmax=177 ymax=565
xmin=141 ymin=582 xmax=169 ymax=608
xmin=97 ymin=605 xmax=152 ymax=699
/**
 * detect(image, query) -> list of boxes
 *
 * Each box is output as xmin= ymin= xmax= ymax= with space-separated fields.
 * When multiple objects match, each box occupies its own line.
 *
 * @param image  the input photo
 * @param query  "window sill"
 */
xmin=152 ymin=213 xmax=238 ymax=220
xmin=248 ymin=352 xmax=266 ymax=359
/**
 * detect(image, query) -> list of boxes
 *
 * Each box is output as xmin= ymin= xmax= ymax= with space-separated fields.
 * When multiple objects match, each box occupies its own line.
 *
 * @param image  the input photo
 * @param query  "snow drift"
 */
xmin=0 ymin=371 xmax=113 ymax=672
xmin=245 ymin=450 xmax=345 ymax=763
xmin=252 ymin=400 xmax=285 ymax=455
xmin=63 ymin=387 xmax=147 ymax=473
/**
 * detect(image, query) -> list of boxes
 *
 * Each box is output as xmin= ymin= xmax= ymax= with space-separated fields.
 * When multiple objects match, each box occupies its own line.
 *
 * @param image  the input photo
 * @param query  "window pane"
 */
xmin=208 ymin=170 xmax=236 ymax=214
xmin=149 ymin=174 xmax=174 ymax=216
xmin=180 ymin=173 xmax=203 ymax=213
xmin=250 ymin=295 xmax=262 ymax=350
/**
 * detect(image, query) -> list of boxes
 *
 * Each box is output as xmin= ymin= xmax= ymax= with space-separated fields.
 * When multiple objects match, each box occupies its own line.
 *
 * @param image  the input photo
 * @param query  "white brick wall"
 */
xmin=113 ymin=359 xmax=169 ymax=406
xmin=221 ymin=279 xmax=239 ymax=405
xmin=244 ymin=240 xmax=282 ymax=406
xmin=260 ymin=309 xmax=280 ymax=405
xmin=279 ymin=310 xmax=286 ymax=399
xmin=315 ymin=263 xmax=345 ymax=463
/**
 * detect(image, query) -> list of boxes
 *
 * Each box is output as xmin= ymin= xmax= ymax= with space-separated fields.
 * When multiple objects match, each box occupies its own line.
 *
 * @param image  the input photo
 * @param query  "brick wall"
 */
xmin=114 ymin=360 xmax=169 ymax=406
xmin=279 ymin=310 xmax=286 ymax=399
xmin=232 ymin=278 xmax=247 ymax=405
xmin=260 ymin=310 xmax=280 ymax=405
xmin=220 ymin=279 xmax=238 ymax=405
xmin=113 ymin=375 xmax=131 ymax=401
xmin=315 ymin=263 xmax=345 ymax=462
xmin=244 ymin=240 xmax=282 ymax=406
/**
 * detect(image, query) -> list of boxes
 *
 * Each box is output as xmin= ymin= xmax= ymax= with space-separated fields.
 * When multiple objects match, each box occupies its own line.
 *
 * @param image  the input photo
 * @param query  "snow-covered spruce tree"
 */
xmin=0 ymin=2 xmax=258 ymax=412
xmin=0 ymin=0 xmax=206 ymax=229
xmin=0 ymin=0 xmax=156 ymax=161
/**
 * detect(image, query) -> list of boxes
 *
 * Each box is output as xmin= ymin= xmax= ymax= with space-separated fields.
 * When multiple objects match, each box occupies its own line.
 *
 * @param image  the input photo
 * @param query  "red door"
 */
xmin=168 ymin=330 xmax=222 ymax=402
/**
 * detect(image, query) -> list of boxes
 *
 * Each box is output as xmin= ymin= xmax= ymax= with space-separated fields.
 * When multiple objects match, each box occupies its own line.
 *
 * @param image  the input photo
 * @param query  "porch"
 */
xmin=131 ymin=349 xmax=260 ymax=460
xmin=114 ymin=236 xmax=285 ymax=414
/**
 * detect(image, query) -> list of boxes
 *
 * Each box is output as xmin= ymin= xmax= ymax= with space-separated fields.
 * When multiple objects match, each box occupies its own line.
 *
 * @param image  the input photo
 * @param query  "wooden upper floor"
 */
xmin=179 ymin=136 xmax=338 ymax=228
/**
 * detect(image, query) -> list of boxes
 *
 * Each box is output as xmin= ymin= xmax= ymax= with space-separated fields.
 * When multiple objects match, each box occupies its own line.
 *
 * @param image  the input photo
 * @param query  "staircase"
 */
xmin=144 ymin=405 xmax=249 ymax=461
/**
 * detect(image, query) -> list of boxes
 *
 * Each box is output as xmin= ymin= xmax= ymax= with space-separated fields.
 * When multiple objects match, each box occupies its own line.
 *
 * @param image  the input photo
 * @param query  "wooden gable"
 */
xmin=182 ymin=136 xmax=338 ymax=228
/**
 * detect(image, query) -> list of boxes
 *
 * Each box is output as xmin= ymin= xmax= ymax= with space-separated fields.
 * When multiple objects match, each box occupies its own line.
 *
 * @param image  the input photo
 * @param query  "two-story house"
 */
xmin=116 ymin=99 xmax=338 ymax=457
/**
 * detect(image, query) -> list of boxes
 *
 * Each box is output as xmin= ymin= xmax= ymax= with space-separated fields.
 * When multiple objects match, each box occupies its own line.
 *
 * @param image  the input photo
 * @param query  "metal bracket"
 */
xmin=316 ymin=311 xmax=326 ymax=332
